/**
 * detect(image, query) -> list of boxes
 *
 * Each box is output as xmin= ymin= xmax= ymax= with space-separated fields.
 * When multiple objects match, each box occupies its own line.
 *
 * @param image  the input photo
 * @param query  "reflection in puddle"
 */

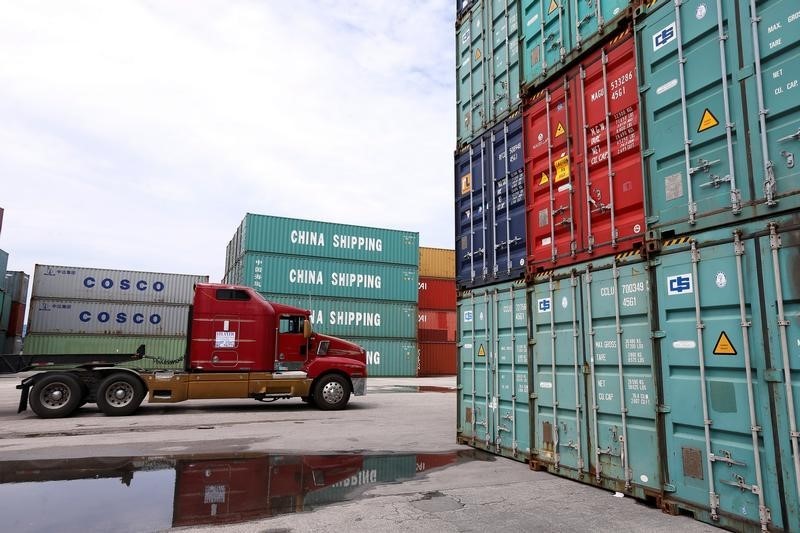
xmin=0 ymin=450 xmax=487 ymax=531
xmin=369 ymin=385 xmax=456 ymax=394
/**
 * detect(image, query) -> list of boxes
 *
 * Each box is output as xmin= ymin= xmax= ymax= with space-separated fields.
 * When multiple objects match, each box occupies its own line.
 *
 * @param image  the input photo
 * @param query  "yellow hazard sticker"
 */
xmin=712 ymin=331 xmax=737 ymax=355
xmin=461 ymin=173 xmax=472 ymax=195
xmin=478 ymin=344 xmax=486 ymax=357
xmin=555 ymin=121 xmax=565 ymax=137
xmin=548 ymin=0 xmax=559 ymax=14
xmin=475 ymin=48 xmax=482 ymax=61
xmin=697 ymin=109 xmax=720 ymax=132
xmin=554 ymin=154 xmax=570 ymax=182
xmin=540 ymin=172 xmax=549 ymax=185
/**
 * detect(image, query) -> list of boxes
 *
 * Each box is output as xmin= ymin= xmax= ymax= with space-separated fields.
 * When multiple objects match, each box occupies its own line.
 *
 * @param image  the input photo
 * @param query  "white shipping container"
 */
xmin=32 ymin=265 xmax=208 ymax=304
xmin=28 ymin=298 xmax=191 ymax=336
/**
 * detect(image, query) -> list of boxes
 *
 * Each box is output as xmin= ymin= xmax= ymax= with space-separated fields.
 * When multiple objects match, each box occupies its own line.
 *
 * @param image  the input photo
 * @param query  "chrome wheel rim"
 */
xmin=105 ymin=381 xmax=134 ymax=407
xmin=321 ymin=381 xmax=345 ymax=405
xmin=41 ymin=382 xmax=71 ymax=410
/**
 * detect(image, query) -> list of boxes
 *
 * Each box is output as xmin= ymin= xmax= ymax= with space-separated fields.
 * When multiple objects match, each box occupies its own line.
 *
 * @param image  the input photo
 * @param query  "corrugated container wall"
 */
xmin=458 ymin=280 xmax=530 ymax=462
xmin=636 ymin=0 xmax=800 ymax=239
xmin=0 ymin=249 xmax=8 ymax=287
xmin=28 ymin=299 xmax=191 ymax=337
xmin=419 ymin=248 xmax=455 ymax=278
xmin=31 ymin=265 xmax=208 ymax=304
xmin=358 ymin=338 xmax=418 ymax=377
xmin=456 ymin=0 xmax=521 ymax=146
xmin=230 ymin=253 xmax=418 ymax=303
xmin=524 ymin=28 xmax=644 ymax=274
xmin=23 ymin=334 xmax=187 ymax=369
xmin=226 ymin=214 xmax=419 ymax=269
xmin=528 ymin=253 xmax=661 ymax=501
xmin=259 ymin=294 xmax=417 ymax=340
xmin=5 ymin=271 xmax=30 ymax=303
xmin=650 ymin=216 xmax=800 ymax=532
xmin=418 ymin=342 xmax=457 ymax=376
xmin=418 ymin=277 xmax=457 ymax=310
xmin=455 ymin=115 xmax=527 ymax=288
xmin=520 ymin=0 xmax=633 ymax=91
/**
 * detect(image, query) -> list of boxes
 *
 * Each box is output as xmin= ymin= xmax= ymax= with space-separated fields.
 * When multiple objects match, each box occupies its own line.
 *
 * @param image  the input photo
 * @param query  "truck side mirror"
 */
xmin=303 ymin=319 xmax=312 ymax=339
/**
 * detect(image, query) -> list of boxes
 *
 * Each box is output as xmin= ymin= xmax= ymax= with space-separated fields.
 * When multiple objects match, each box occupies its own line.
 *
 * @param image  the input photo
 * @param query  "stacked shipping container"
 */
xmin=454 ymin=0 xmax=800 ymax=530
xmin=3 ymin=271 xmax=29 ymax=354
xmin=417 ymin=248 xmax=457 ymax=376
xmin=223 ymin=214 xmax=420 ymax=377
xmin=25 ymin=265 xmax=209 ymax=369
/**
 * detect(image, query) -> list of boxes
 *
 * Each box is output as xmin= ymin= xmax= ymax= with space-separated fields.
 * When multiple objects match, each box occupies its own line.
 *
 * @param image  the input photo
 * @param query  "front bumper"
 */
xmin=352 ymin=377 xmax=367 ymax=396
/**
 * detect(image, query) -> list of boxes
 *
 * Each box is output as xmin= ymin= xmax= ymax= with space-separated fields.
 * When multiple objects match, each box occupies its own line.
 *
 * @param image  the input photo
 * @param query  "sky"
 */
xmin=0 ymin=1 xmax=456 ymax=287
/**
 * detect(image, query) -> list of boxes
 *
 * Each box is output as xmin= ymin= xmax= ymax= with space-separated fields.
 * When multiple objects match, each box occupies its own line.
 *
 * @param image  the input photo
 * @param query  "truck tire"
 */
xmin=96 ymin=373 xmax=146 ymax=416
xmin=313 ymin=374 xmax=350 ymax=410
xmin=29 ymin=373 xmax=83 ymax=418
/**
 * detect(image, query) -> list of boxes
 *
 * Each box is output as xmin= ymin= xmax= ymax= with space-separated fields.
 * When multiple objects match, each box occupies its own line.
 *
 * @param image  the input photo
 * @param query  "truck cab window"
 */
xmin=279 ymin=316 xmax=303 ymax=334
xmin=216 ymin=289 xmax=250 ymax=301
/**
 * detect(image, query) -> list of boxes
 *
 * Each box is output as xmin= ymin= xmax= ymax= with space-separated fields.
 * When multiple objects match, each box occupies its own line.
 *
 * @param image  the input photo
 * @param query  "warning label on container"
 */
xmin=478 ymin=344 xmax=486 ymax=357
xmin=540 ymin=172 xmax=549 ymax=185
xmin=554 ymin=154 xmax=570 ymax=182
xmin=712 ymin=331 xmax=737 ymax=355
xmin=697 ymin=109 xmax=720 ymax=132
xmin=461 ymin=173 xmax=472 ymax=195
xmin=548 ymin=0 xmax=558 ymax=15
xmin=554 ymin=121 xmax=565 ymax=137
xmin=215 ymin=331 xmax=236 ymax=348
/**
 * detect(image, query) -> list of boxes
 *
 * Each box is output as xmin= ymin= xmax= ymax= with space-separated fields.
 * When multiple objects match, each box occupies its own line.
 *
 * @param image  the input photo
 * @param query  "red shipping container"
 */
xmin=418 ymin=277 xmax=456 ymax=310
xmin=524 ymin=28 xmax=644 ymax=275
xmin=418 ymin=310 xmax=456 ymax=342
xmin=417 ymin=342 xmax=456 ymax=376
xmin=7 ymin=302 xmax=25 ymax=337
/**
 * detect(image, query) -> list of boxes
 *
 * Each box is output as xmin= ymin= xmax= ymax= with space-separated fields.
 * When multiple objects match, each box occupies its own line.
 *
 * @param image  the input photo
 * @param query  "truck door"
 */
xmin=275 ymin=315 xmax=308 ymax=371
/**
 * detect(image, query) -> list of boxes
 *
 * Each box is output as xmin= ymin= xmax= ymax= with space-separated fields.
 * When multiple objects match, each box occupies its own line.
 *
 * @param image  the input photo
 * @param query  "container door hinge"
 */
xmin=662 ymin=483 xmax=676 ymax=493
xmin=656 ymin=404 xmax=671 ymax=413
xmin=457 ymin=384 xmax=464 ymax=391
xmin=736 ymin=65 xmax=754 ymax=81
xmin=645 ymin=215 xmax=659 ymax=225
xmin=530 ymin=393 xmax=538 ymax=400
xmin=651 ymin=330 xmax=666 ymax=339
xmin=641 ymin=148 xmax=655 ymax=158
xmin=764 ymin=369 xmax=784 ymax=383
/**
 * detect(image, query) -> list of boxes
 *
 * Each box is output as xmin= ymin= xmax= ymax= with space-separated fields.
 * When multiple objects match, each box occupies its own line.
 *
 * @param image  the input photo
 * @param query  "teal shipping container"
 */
xmin=651 ymin=216 xmax=800 ymax=532
xmin=259 ymin=293 xmax=417 ymax=339
xmin=456 ymin=0 xmax=521 ymax=146
xmin=228 ymin=253 xmax=418 ymax=303
xmin=304 ymin=454 xmax=419 ymax=505
xmin=22 ymin=334 xmax=187 ymax=370
xmin=457 ymin=280 xmax=530 ymax=462
xmin=352 ymin=338 xmax=417 ymax=377
xmin=528 ymin=253 xmax=662 ymax=501
xmin=520 ymin=0 xmax=631 ymax=91
xmin=226 ymin=214 xmax=419 ymax=270
xmin=0 ymin=249 xmax=7 ymax=289
xmin=636 ymin=0 xmax=800 ymax=238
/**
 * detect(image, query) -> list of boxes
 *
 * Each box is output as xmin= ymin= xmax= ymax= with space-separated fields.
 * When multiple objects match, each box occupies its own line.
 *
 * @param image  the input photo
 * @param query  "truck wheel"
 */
xmin=314 ymin=374 xmax=350 ymax=410
xmin=29 ymin=373 xmax=83 ymax=418
xmin=97 ymin=373 xmax=145 ymax=416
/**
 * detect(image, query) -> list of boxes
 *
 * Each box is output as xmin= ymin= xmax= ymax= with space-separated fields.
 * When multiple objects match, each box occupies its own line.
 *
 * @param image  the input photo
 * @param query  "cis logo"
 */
xmin=538 ymin=298 xmax=552 ymax=312
xmin=667 ymin=274 xmax=693 ymax=295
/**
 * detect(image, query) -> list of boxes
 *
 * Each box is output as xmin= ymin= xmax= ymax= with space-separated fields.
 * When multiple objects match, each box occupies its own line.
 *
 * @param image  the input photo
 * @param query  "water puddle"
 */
xmin=369 ymin=385 xmax=456 ymax=394
xmin=0 ymin=450 xmax=488 ymax=531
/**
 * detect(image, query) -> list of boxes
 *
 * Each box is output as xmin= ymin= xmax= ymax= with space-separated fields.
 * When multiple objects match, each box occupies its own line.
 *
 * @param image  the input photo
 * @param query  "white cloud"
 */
xmin=0 ymin=0 xmax=457 ymax=286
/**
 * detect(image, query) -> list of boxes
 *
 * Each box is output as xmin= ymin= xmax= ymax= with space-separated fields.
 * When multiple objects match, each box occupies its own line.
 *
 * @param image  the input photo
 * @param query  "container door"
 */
xmin=584 ymin=261 xmax=661 ymax=498
xmin=488 ymin=0 xmax=521 ymax=120
xmin=529 ymin=270 xmax=589 ymax=474
xmin=456 ymin=138 xmax=492 ymax=288
xmin=654 ymin=234 xmax=783 ymax=531
xmin=743 ymin=0 xmax=800 ymax=216
xmin=759 ymin=221 xmax=800 ymax=529
xmin=458 ymin=289 xmax=493 ymax=446
xmin=490 ymin=116 xmax=527 ymax=283
xmin=572 ymin=0 xmax=629 ymax=50
xmin=577 ymin=34 xmax=644 ymax=259
xmin=492 ymin=281 xmax=530 ymax=460
xmin=456 ymin=4 xmax=488 ymax=145
xmin=524 ymin=77 xmax=580 ymax=273
xmin=637 ymin=1 xmax=750 ymax=235
xmin=520 ymin=0 xmax=569 ymax=87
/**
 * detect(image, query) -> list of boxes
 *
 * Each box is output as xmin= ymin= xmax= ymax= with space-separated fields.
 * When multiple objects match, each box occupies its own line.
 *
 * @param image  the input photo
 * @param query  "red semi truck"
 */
xmin=0 ymin=283 xmax=368 ymax=418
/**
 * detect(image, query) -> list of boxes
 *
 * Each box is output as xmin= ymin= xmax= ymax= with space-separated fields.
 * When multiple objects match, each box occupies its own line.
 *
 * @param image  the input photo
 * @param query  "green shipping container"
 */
xmin=456 ymin=0 xmax=521 ymax=145
xmin=528 ymin=254 xmax=662 ymax=501
xmin=22 ymin=334 xmax=187 ymax=370
xmin=346 ymin=338 xmax=417 ymax=377
xmin=0 ymin=249 xmax=7 ymax=290
xmin=231 ymin=253 xmax=418 ymax=303
xmin=651 ymin=216 xmax=800 ymax=531
xmin=226 ymin=214 xmax=419 ymax=270
xmin=260 ymin=294 xmax=417 ymax=340
xmin=636 ymin=0 xmax=800 ymax=237
xmin=520 ymin=0 xmax=631 ymax=91
xmin=457 ymin=280 xmax=530 ymax=462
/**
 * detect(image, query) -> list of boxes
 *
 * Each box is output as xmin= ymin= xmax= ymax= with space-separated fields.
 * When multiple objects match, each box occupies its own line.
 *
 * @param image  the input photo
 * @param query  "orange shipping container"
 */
xmin=418 ymin=277 xmax=457 ymax=310
xmin=419 ymin=248 xmax=455 ymax=279
xmin=417 ymin=342 xmax=456 ymax=376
